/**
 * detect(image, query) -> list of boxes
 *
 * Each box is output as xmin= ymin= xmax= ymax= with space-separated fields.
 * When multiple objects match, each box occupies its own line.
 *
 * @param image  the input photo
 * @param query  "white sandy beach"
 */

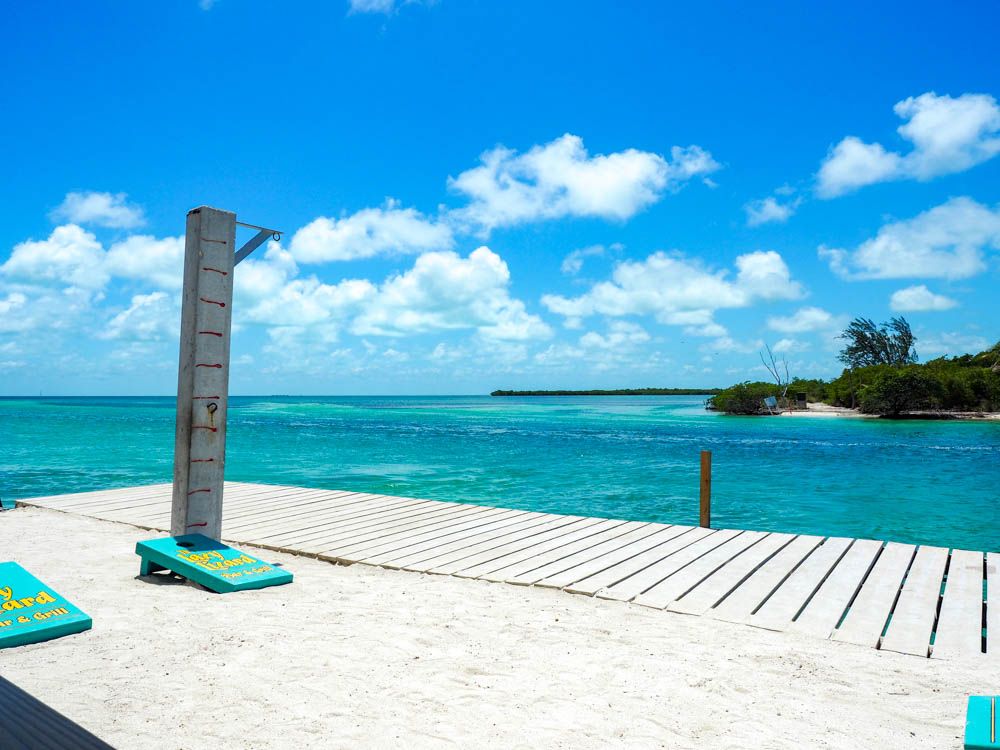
xmin=0 ymin=506 xmax=991 ymax=750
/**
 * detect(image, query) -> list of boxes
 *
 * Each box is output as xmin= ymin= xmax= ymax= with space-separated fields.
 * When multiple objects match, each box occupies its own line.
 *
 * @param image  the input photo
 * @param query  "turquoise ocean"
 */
xmin=1 ymin=395 xmax=998 ymax=552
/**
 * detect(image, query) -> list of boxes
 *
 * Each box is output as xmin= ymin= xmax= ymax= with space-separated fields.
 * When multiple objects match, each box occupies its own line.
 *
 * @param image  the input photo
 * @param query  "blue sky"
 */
xmin=1 ymin=0 xmax=998 ymax=395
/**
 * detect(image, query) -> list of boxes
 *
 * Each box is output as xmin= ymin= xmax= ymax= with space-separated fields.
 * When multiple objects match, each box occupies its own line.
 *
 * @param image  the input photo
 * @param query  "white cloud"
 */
xmin=352 ymin=247 xmax=552 ymax=342
xmin=560 ymin=243 xmax=622 ymax=275
xmin=889 ymin=285 xmax=958 ymax=312
xmin=289 ymin=201 xmax=453 ymax=263
xmin=817 ymin=92 xmax=1000 ymax=197
xmin=919 ymin=332 xmax=990 ymax=358
xmin=1 ymin=224 xmax=109 ymax=290
xmin=348 ymin=0 xmax=418 ymax=13
xmin=766 ymin=306 xmax=841 ymax=333
xmin=699 ymin=336 xmax=765 ymax=355
xmin=99 ymin=292 xmax=178 ymax=341
xmin=772 ymin=337 xmax=811 ymax=353
xmin=0 ymin=292 xmax=29 ymax=332
xmin=744 ymin=195 xmax=800 ymax=226
xmin=105 ymin=234 xmax=185 ymax=290
xmin=578 ymin=321 xmax=650 ymax=350
xmin=819 ymin=197 xmax=1000 ymax=280
xmin=448 ymin=134 xmax=720 ymax=232
xmin=50 ymin=191 xmax=146 ymax=229
xmin=542 ymin=250 xmax=802 ymax=331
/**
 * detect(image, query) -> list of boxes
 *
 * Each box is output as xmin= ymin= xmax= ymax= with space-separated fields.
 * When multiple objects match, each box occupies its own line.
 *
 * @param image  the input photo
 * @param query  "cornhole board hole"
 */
xmin=966 ymin=696 xmax=999 ymax=749
xmin=0 ymin=562 xmax=92 ymax=649
xmin=135 ymin=534 xmax=292 ymax=593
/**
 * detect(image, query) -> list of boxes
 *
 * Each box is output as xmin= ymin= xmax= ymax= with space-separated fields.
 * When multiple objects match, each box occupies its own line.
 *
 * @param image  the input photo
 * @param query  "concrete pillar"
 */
xmin=170 ymin=206 xmax=237 ymax=540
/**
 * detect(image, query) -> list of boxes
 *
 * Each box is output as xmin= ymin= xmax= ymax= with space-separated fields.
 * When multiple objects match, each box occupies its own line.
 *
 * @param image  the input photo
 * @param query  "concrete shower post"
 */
xmin=170 ymin=206 xmax=237 ymax=540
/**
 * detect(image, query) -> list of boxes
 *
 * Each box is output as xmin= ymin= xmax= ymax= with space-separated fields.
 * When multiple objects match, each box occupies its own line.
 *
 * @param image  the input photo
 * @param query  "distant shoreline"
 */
xmin=780 ymin=403 xmax=1000 ymax=421
xmin=490 ymin=388 xmax=720 ymax=397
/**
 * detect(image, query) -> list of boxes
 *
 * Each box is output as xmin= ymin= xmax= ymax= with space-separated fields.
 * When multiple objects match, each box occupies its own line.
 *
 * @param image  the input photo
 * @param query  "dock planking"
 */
xmin=14 ymin=482 xmax=994 ymax=660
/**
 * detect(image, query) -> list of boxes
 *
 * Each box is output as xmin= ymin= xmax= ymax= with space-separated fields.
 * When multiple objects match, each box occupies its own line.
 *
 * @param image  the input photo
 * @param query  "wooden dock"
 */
xmin=17 ymin=482 xmax=995 ymax=660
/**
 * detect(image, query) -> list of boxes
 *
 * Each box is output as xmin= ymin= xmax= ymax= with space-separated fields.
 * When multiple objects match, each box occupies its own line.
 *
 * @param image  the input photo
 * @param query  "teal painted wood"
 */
xmin=0 ymin=497 xmax=15 ymax=510
xmin=965 ymin=697 xmax=998 ymax=749
xmin=0 ymin=562 xmax=92 ymax=649
xmin=136 ymin=534 xmax=293 ymax=593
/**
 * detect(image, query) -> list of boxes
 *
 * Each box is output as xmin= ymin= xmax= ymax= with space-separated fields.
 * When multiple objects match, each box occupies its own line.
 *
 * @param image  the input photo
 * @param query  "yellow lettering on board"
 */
xmin=0 ymin=587 xmax=11 ymax=601
xmin=35 ymin=590 xmax=56 ymax=605
xmin=0 ymin=620 xmax=12 ymax=628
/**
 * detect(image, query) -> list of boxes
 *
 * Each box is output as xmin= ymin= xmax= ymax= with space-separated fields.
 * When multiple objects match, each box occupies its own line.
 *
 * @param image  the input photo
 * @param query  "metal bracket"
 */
xmin=234 ymin=221 xmax=281 ymax=266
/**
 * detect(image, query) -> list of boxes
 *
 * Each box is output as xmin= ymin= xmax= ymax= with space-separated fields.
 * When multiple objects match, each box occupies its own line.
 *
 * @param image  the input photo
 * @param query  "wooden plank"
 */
xmin=204 ymin=488 xmax=364 ymax=525
xmin=433 ymin=518 xmax=608 ymax=577
xmin=540 ymin=524 xmax=694 ymax=593
xmin=476 ymin=521 xmax=639 ymax=583
xmin=747 ymin=536 xmax=853 ymax=632
xmin=832 ymin=542 xmax=915 ymax=647
xmin=987 ymin=553 xmax=999 ymax=657
xmin=44 ymin=481 xmax=278 ymax=511
xmin=515 ymin=524 xmax=676 ymax=588
xmin=932 ymin=548 xmax=984 ymax=659
xmin=618 ymin=530 xmax=767 ymax=609
xmin=708 ymin=535 xmax=824 ymax=622
xmin=564 ymin=526 xmax=711 ymax=596
xmin=380 ymin=513 xmax=562 ymax=570
xmin=288 ymin=505 xmax=499 ymax=556
xmin=789 ymin=538 xmax=883 ymax=639
xmin=227 ymin=493 xmax=418 ymax=534
xmin=880 ymin=545 xmax=949 ymax=657
xmin=660 ymin=533 xmax=795 ymax=614
xmin=358 ymin=510 xmax=544 ymax=566
xmin=596 ymin=529 xmax=741 ymax=602
xmin=103 ymin=486 xmax=339 ymax=524
xmin=269 ymin=501 xmax=481 ymax=551
xmin=19 ymin=483 xmax=172 ymax=507
xmin=234 ymin=496 xmax=438 ymax=539
xmin=315 ymin=506 xmax=515 ymax=559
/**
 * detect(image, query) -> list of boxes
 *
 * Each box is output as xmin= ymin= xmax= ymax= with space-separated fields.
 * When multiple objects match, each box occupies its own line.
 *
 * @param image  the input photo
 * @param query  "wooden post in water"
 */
xmin=699 ymin=450 xmax=712 ymax=528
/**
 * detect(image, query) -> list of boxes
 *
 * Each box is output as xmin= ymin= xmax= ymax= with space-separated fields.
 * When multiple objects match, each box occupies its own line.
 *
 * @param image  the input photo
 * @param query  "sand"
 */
xmin=0 ymin=506 xmax=991 ymax=749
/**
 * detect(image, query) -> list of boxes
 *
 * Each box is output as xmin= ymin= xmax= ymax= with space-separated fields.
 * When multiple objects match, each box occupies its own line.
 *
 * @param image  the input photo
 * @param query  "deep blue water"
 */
xmin=1 ymin=395 xmax=998 ymax=551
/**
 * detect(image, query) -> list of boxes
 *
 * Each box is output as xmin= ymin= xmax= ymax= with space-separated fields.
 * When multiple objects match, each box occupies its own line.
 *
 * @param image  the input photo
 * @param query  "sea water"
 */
xmin=1 ymin=395 xmax=997 ymax=552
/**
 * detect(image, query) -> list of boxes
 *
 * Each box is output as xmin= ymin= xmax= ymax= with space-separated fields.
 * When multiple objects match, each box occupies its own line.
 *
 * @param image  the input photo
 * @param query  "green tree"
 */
xmin=708 ymin=382 xmax=780 ymax=415
xmin=838 ymin=317 xmax=918 ymax=369
xmin=858 ymin=367 xmax=941 ymax=416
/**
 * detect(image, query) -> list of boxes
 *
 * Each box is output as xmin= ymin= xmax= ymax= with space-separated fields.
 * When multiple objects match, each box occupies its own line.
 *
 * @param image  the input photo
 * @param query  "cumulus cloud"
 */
xmin=0 ymin=292 xmax=29 ymax=332
xmin=889 ymin=285 xmax=958 ymax=312
xmin=578 ymin=321 xmax=650 ymax=350
xmin=817 ymin=92 xmax=1000 ymax=197
xmin=560 ymin=243 xmax=622 ymax=275
xmin=50 ymin=191 xmax=146 ymax=229
xmin=237 ymin=243 xmax=373 ymax=330
xmin=352 ymin=247 xmax=552 ymax=341
xmin=348 ymin=0 xmax=423 ymax=13
xmin=772 ymin=337 xmax=811 ymax=353
xmin=99 ymin=292 xmax=179 ymax=341
xmin=919 ymin=332 xmax=990 ymax=357
xmin=289 ymin=201 xmax=453 ymax=263
xmin=819 ymin=197 xmax=1000 ymax=280
xmin=1 ymin=224 xmax=109 ymax=290
xmin=448 ymin=134 xmax=720 ymax=232
xmin=105 ymin=234 xmax=185 ymax=290
xmin=744 ymin=195 xmax=801 ymax=226
xmin=541 ymin=250 xmax=802 ymax=332
xmin=766 ymin=306 xmax=842 ymax=333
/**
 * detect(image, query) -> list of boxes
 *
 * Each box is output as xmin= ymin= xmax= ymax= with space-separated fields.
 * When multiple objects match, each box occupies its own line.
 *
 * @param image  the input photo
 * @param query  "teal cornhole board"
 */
xmin=135 ymin=534 xmax=292 ymax=593
xmin=0 ymin=562 xmax=92 ymax=649
xmin=0 ymin=497 xmax=15 ymax=510
xmin=966 ymin=696 xmax=999 ymax=749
